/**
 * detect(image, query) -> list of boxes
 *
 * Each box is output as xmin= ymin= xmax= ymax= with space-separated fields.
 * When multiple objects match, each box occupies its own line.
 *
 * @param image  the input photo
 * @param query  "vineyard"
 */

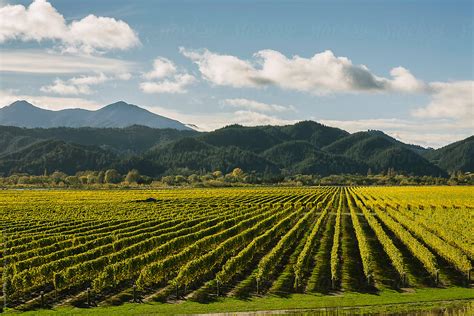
xmin=0 ymin=186 xmax=473 ymax=313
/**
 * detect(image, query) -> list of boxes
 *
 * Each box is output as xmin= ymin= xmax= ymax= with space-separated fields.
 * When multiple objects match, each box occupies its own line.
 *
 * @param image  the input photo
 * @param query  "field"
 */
xmin=1 ymin=186 xmax=473 ymax=314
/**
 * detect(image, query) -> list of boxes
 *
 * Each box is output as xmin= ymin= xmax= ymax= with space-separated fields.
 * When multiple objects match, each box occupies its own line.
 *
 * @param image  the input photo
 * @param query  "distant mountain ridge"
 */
xmin=0 ymin=100 xmax=192 ymax=130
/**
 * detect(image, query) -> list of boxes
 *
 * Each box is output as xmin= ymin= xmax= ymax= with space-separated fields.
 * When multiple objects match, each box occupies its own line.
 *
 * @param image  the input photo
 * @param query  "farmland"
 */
xmin=1 ymin=186 xmax=473 ymax=314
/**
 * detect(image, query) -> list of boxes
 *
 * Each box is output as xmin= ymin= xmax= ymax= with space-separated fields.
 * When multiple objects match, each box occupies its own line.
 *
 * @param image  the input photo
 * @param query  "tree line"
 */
xmin=0 ymin=168 xmax=472 ymax=188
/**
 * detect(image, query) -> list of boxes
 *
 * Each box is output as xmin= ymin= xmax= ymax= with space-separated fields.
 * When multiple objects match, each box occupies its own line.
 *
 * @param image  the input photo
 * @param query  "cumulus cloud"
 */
xmin=180 ymin=47 xmax=425 ymax=94
xmin=140 ymin=57 xmax=196 ymax=94
xmin=142 ymin=57 xmax=177 ymax=80
xmin=388 ymin=67 xmax=426 ymax=93
xmin=180 ymin=47 xmax=267 ymax=88
xmin=222 ymin=98 xmax=295 ymax=113
xmin=0 ymin=0 xmax=66 ymax=42
xmin=40 ymin=72 xmax=131 ymax=95
xmin=0 ymin=0 xmax=139 ymax=53
xmin=412 ymin=81 xmax=473 ymax=121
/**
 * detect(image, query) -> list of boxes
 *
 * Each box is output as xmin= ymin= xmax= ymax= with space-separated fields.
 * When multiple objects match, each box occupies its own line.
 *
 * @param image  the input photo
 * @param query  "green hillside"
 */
xmin=423 ymin=136 xmax=474 ymax=173
xmin=0 ymin=123 xmax=469 ymax=177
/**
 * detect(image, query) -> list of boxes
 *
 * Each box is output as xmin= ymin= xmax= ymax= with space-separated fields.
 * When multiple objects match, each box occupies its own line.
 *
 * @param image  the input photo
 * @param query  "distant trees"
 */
xmin=98 ymin=171 xmax=105 ymax=184
xmin=105 ymin=169 xmax=121 ymax=184
xmin=65 ymin=176 xmax=81 ymax=186
xmin=231 ymin=168 xmax=244 ymax=178
xmin=125 ymin=169 xmax=140 ymax=184
xmin=188 ymin=174 xmax=200 ymax=183
xmin=87 ymin=174 xmax=97 ymax=184
xmin=0 ymin=166 xmax=472 ymax=188
xmin=51 ymin=171 xmax=67 ymax=184
xmin=212 ymin=171 xmax=223 ymax=178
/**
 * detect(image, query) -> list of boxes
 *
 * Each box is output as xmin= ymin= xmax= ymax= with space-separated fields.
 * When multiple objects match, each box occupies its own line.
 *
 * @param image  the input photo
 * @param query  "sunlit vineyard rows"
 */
xmin=0 ymin=186 xmax=473 ymax=311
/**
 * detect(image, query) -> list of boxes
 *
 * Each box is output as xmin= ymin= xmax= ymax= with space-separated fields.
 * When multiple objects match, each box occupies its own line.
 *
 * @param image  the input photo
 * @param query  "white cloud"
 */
xmin=66 ymin=14 xmax=139 ymax=54
xmin=388 ymin=66 xmax=426 ymax=93
xmin=232 ymin=110 xmax=297 ymax=126
xmin=69 ymin=72 xmax=108 ymax=85
xmin=0 ymin=0 xmax=66 ymax=42
xmin=0 ymin=0 xmax=139 ymax=53
xmin=412 ymin=81 xmax=474 ymax=121
xmin=180 ymin=47 xmax=264 ymax=88
xmin=0 ymin=89 xmax=101 ymax=110
xmin=142 ymin=57 xmax=177 ymax=80
xmin=140 ymin=74 xmax=196 ymax=94
xmin=116 ymin=72 xmax=132 ymax=81
xmin=40 ymin=79 xmax=93 ymax=95
xmin=40 ymin=72 xmax=131 ymax=95
xmin=140 ymin=58 xmax=196 ymax=94
xmin=222 ymin=98 xmax=295 ymax=113
xmin=0 ymin=49 xmax=136 ymax=74
xmin=180 ymin=47 xmax=425 ymax=94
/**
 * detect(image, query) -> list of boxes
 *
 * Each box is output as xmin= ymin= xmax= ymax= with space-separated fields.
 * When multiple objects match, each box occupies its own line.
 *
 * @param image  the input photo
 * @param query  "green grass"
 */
xmin=5 ymin=287 xmax=474 ymax=315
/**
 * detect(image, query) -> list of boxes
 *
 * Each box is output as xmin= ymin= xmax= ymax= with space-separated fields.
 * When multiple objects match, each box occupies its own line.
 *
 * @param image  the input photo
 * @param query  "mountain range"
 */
xmin=0 ymin=100 xmax=191 ymax=130
xmin=0 ymin=100 xmax=472 ymax=177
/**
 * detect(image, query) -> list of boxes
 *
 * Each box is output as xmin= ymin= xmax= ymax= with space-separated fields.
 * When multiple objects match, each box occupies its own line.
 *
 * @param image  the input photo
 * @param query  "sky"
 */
xmin=0 ymin=0 xmax=472 ymax=148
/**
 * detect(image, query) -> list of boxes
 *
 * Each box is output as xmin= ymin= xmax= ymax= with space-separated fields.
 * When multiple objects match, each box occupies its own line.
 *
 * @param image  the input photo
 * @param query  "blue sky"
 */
xmin=0 ymin=0 xmax=472 ymax=147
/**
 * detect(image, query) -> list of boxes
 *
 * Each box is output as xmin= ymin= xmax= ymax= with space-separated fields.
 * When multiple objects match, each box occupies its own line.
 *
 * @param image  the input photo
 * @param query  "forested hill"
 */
xmin=0 ymin=122 xmax=471 ymax=177
xmin=422 ymin=136 xmax=474 ymax=173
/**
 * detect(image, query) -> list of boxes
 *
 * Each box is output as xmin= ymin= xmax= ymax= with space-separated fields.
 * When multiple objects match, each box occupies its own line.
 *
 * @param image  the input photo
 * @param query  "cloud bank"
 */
xmin=180 ymin=48 xmax=425 ymax=94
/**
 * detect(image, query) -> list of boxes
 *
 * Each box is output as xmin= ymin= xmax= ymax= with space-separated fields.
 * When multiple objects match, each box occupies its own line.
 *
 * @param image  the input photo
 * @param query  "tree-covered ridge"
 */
xmin=0 ymin=122 xmax=471 ymax=178
xmin=198 ymin=121 xmax=349 ymax=153
xmin=262 ymin=141 xmax=368 ymax=175
xmin=0 ymin=139 xmax=116 ymax=175
xmin=322 ymin=131 xmax=446 ymax=177
xmin=146 ymin=137 xmax=280 ymax=174
xmin=423 ymin=136 xmax=474 ymax=173
xmin=0 ymin=125 xmax=196 ymax=154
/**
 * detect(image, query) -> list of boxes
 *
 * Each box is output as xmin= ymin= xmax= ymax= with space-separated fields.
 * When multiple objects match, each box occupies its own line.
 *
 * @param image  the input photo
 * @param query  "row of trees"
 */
xmin=0 ymin=168 xmax=472 ymax=187
xmin=0 ymin=169 xmax=148 ymax=187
